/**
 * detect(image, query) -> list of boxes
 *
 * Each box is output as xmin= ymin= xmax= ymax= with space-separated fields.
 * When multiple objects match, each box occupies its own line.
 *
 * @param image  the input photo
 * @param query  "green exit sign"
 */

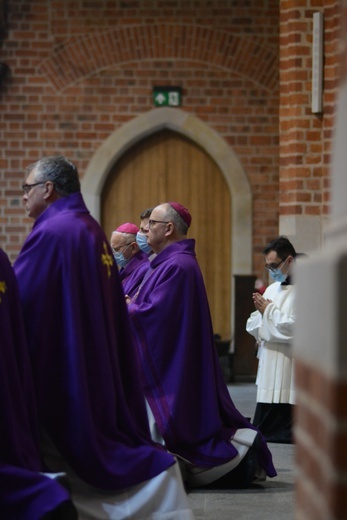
xmin=153 ymin=86 xmax=182 ymax=107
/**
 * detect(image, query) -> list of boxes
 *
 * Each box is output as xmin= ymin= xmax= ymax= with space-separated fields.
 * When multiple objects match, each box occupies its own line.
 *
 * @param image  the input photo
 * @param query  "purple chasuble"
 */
xmin=13 ymin=193 xmax=175 ymax=490
xmin=119 ymin=250 xmax=150 ymax=298
xmin=128 ymin=239 xmax=276 ymax=477
xmin=0 ymin=248 xmax=69 ymax=520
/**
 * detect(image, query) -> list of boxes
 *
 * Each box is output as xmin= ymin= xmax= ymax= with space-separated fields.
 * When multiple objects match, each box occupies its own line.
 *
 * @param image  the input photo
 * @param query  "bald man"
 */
xmin=128 ymin=202 xmax=277 ymax=489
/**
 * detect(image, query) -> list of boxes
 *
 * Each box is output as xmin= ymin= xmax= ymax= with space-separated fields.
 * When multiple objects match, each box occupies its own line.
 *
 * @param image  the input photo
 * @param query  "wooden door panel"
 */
xmin=101 ymin=129 xmax=232 ymax=338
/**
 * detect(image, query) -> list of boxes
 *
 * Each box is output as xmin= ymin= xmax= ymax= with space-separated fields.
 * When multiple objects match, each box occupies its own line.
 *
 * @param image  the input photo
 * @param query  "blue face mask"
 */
xmin=269 ymin=257 xmax=289 ymax=283
xmin=269 ymin=269 xmax=287 ymax=283
xmin=113 ymin=251 xmax=129 ymax=269
xmin=136 ymin=232 xmax=152 ymax=254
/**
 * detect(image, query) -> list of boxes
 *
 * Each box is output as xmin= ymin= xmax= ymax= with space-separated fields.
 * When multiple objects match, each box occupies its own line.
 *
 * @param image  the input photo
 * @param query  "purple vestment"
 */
xmin=13 ymin=193 xmax=175 ymax=490
xmin=128 ymin=240 xmax=276 ymax=477
xmin=0 ymin=248 xmax=70 ymax=519
xmin=120 ymin=250 xmax=150 ymax=297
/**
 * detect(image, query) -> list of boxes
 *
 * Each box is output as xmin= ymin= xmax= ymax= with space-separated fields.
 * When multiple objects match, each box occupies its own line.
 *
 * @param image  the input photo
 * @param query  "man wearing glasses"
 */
xmin=246 ymin=236 xmax=297 ymax=444
xmin=14 ymin=156 xmax=193 ymax=520
xmin=128 ymin=202 xmax=277 ymax=489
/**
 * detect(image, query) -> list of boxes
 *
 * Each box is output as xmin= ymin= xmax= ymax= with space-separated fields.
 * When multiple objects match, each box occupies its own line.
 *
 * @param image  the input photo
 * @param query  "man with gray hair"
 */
xmin=128 ymin=202 xmax=277 ymax=489
xmin=110 ymin=222 xmax=149 ymax=299
xmin=14 ymin=156 xmax=193 ymax=520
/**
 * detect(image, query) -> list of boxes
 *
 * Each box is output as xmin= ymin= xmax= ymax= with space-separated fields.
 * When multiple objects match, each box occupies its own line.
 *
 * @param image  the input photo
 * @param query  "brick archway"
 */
xmin=38 ymin=24 xmax=277 ymax=93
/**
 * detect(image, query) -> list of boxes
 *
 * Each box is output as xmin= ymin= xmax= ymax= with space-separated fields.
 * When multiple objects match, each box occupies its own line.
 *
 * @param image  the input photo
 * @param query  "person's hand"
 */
xmin=125 ymin=294 xmax=131 ymax=304
xmin=252 ymin=292 xmax=272 ymax=315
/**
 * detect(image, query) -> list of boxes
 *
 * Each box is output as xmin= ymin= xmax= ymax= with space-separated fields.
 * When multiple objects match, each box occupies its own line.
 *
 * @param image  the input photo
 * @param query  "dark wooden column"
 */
xmin=233 ymin=275 xmax=258 ymax=381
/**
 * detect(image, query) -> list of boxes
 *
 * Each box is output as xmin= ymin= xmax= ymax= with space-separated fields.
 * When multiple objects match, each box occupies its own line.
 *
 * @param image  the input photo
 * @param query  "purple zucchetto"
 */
xmin=168 ymin=202 xmax=192 ymax=228
xmin=115 ymin=223 xmax=139 ymax=234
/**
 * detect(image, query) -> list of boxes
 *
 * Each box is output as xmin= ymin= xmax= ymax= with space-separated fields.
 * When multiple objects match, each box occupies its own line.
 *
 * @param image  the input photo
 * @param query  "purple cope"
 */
xmin=0 ymin=248 xmax=70 ymax=520
xmin=13 ymin=193 xmax=175 ymax=490
xmin=119 ymin=250 xmax=150 ymax=298
xmin=128 ymin=239 xmax=277 ymax=477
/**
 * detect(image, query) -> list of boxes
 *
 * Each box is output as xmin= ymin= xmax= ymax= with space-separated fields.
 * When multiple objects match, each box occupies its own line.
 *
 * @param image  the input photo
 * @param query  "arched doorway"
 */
xmin=101 ymin=129 xmax=231 ymax=338
xmin=82 ymin=107 xmax=252 ymax=344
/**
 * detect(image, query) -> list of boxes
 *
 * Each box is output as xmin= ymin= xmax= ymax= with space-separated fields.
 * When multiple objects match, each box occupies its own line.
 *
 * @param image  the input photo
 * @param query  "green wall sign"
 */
xmin=153 ymin=86 xmax=182 ymax=107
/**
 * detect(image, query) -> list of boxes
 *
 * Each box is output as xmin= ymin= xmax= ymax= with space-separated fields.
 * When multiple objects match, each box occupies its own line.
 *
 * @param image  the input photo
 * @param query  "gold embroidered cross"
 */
xmin=0 ymin=281 xmax=7 ymax=303
xmin=101 ymin=241 xmax=113 ymax=278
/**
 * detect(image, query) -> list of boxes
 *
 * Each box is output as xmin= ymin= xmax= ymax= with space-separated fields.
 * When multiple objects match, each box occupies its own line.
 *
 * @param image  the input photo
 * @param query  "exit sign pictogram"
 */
xmin=153 ymin=86 xmax=182 ymax=107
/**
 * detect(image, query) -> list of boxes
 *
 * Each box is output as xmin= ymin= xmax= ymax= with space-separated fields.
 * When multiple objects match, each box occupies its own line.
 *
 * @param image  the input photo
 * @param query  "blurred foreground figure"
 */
xmin=128 ymin=202 xmax=277 ymax=488
xmin=0 ymin=248 xmax=77 ymax=520
xmin=14 ymin=156 xmax=193 ymax=520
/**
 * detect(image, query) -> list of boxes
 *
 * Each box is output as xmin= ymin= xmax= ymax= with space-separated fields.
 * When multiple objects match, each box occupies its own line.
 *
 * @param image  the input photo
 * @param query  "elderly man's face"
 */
xmin=147 ymin=205 xmax=170 ymax=253
xmin=22 ymin=166 xmax=48 ymax=220
xmin=110 ymin=233 xmax=134 ymax=262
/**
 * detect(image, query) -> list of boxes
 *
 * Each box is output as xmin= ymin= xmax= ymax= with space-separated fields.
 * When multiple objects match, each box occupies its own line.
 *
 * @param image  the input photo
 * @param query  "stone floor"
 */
xmin=187 ymin=383 xmax=295 ymax=520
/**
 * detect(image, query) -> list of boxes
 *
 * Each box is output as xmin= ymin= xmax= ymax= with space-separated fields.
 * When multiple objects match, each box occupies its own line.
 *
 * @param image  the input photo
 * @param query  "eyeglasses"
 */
xmin=112 ymin=242 xmax=132 ymax=254
xmin=148 ymin=220 xmax=170 ymax=228
xmin=22 ymin=182 xmax=45 ymax=194
xmin=265 ymin=258 xmax=286 ymax=272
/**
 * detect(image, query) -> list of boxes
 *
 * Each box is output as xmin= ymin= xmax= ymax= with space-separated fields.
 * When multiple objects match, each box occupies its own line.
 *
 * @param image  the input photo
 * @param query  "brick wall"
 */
xmin=279 ymin=0 xmax=339 ymax=221
xmin=0 ymin=0 xmax=279 ymax=271
xmin=287 ymin=2 xmax=345 ymax=519
xmin=0 ymin=0 xmax=340 ymax=272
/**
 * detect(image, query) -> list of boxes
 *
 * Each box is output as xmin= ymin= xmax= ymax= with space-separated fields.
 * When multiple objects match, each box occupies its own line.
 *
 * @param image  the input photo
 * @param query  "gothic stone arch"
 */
xmin=82 ymin=106 xmax=252 ymax=275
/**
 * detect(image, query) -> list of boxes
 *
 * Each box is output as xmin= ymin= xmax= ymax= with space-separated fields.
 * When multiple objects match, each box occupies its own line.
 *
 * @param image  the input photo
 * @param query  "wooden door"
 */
xmin=101 ymin=129 xmax=232 ymax=339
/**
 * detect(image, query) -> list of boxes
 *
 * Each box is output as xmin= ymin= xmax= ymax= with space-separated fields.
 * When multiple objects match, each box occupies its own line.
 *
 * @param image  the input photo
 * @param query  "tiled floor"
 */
xmin=187 ymin=383 xmax=295 ymax=520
